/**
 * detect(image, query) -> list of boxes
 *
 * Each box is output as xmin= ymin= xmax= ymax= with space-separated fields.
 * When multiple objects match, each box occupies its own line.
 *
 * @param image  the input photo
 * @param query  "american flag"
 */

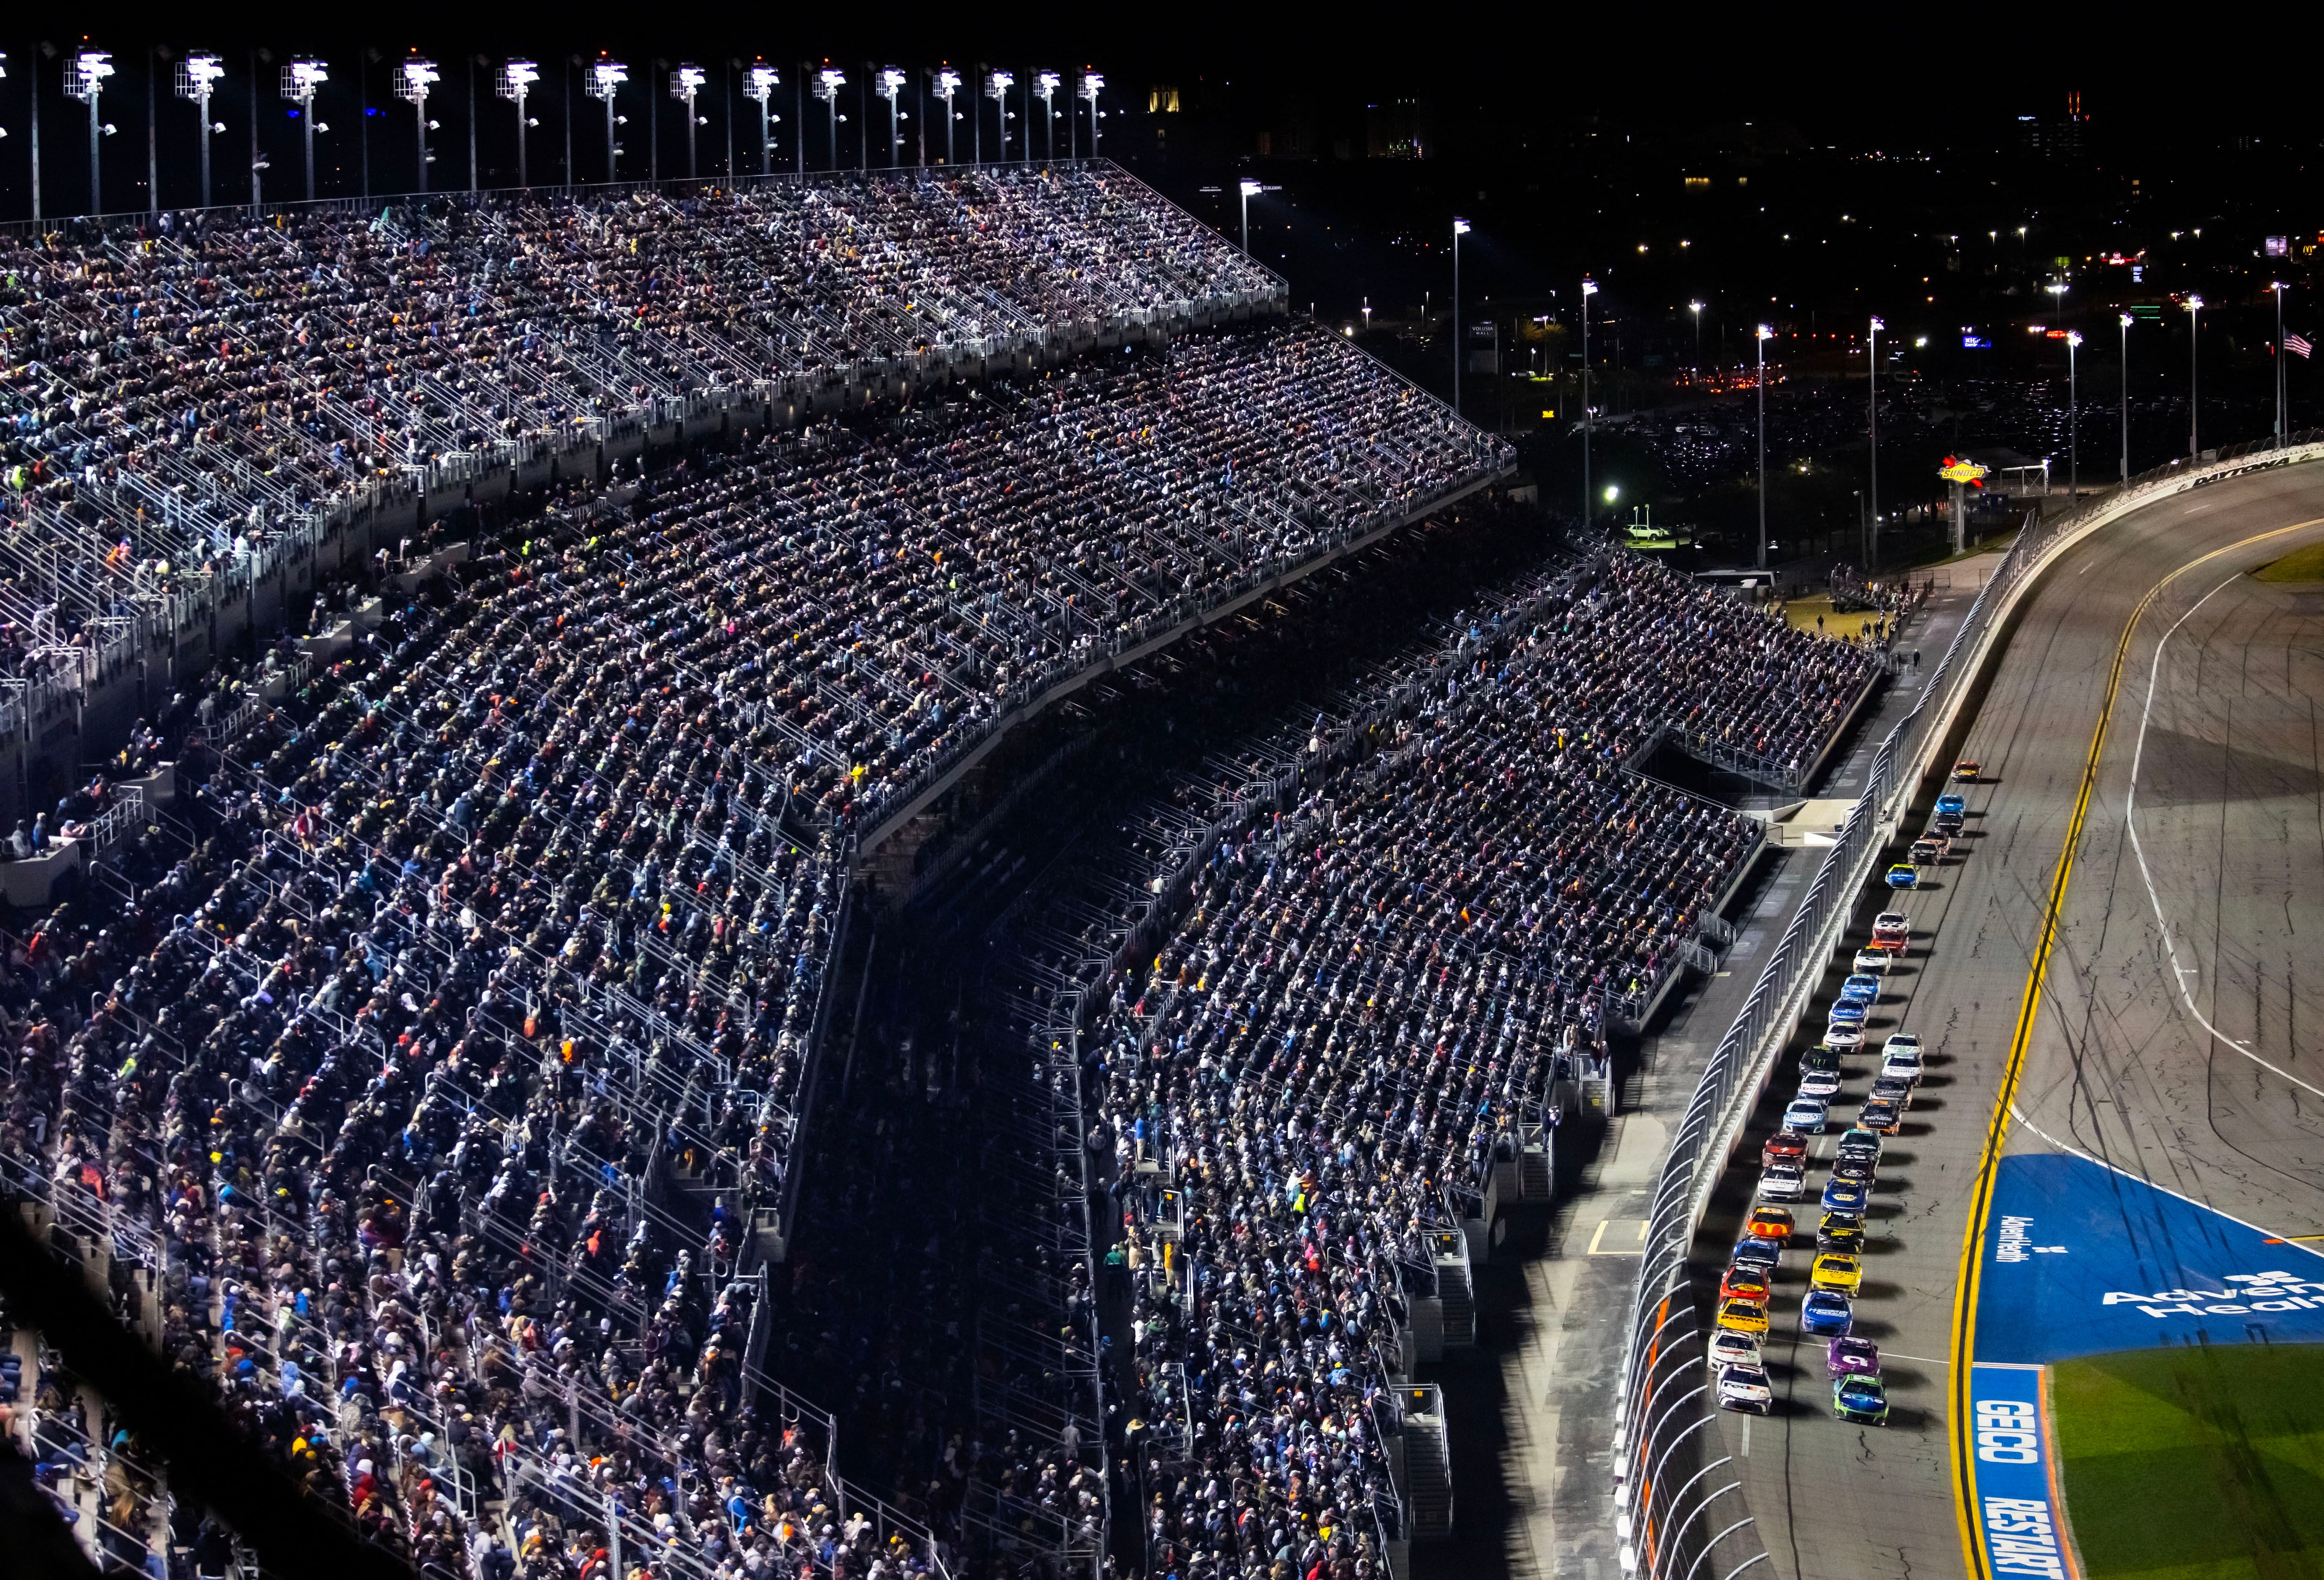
xmin=2288 ymin=331 xmax=2314 ymax=359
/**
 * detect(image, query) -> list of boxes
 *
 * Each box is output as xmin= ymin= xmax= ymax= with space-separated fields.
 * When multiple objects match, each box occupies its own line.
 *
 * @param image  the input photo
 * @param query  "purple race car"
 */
xmin=1827 ymin=1335 xmax=1881 ymax=1379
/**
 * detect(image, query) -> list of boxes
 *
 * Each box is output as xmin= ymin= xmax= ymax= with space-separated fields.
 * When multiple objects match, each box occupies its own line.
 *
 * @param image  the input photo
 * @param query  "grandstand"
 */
xmin=988 ymin=531 xmax=1877 ymax=1579
xmin=0 ymin=155 xmax=1522 ymax=1580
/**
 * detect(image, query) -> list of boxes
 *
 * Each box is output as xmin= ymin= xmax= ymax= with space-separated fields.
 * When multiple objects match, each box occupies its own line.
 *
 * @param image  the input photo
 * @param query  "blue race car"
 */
xmin=1821 ymin=1177 xmax=1869 ymax=1215
xmin=1838 ymin=973 xmax=1882 ymax=1006
xmin=1827 ymin=999 xmax=1869 ymax=1028
xmin=1935 ymin=793 xmax=1966 ymax=817
xmin=1884 ymin=863 xmax=1920 ymax=889
xmin=1730 ymin=1234 xmax=1783 ymax=1275
xmin=1801 ymin=1289 xmax=1855 ymax=1337
xmin=1782 ymin=1095 xmax=1831 ymax=1135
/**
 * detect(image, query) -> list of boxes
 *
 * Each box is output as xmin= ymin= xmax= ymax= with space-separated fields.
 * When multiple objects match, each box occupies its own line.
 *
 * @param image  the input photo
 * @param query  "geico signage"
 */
xmin=1972 ymin=1397 xmax=2040 ymax=1464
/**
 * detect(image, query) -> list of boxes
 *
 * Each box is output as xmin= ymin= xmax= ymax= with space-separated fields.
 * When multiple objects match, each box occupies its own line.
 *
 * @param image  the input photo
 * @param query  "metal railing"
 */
xmin=1607 ymin=427 xmax=2324 ymax=1580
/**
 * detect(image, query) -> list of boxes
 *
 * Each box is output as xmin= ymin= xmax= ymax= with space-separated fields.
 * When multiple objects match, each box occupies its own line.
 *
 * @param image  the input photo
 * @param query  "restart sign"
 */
xmin=1969 ymin=1363 xmax=2070 ymax=1580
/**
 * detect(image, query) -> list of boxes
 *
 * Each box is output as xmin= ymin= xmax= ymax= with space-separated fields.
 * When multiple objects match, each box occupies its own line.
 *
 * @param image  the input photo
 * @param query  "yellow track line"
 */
xmin=1948 ymin=514 xmax=2324 ymax=1579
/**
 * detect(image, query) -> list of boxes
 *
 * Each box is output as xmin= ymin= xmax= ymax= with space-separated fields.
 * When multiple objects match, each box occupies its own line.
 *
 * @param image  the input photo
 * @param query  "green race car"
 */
xmin=1833 ymin=1372 xmax=1889 ymax=1424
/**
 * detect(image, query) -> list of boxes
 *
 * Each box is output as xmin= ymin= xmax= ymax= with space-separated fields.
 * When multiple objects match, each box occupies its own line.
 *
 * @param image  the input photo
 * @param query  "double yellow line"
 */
xmin=1947 ymin=515 xmax=2324 ymax=1578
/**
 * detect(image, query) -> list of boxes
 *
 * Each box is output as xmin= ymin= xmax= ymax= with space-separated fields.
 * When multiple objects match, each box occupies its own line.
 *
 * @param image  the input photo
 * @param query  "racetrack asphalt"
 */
xmin=1681 ymin=462 xmax=2324 ymax=1580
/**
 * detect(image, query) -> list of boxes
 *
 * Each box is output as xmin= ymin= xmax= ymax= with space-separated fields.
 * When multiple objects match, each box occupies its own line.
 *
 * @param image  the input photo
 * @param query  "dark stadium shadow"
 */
xmin=1854 ymin=1280 xmax=1907 ymax=1301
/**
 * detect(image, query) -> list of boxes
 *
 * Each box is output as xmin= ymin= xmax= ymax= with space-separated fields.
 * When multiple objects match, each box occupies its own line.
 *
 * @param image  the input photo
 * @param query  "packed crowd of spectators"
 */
xmin=0 ymin=164 xmax=1280 ymax=616
xmin=1019 ymin=543 xmax=1877 ymax=1580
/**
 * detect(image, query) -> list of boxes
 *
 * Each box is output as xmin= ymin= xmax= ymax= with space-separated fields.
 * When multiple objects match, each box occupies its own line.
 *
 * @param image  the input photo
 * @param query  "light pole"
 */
xmin=588 ymin=58 xmax=627 ymax=182
xmin=746 ymin=64 xmax=779 ymax=176
xmin=1240 ymin=178 xmax=1263 ymax=253
xmin=1868 ymin=315 xmax=1882 ymax=569
xmin=2186 ymin=294 xmax=2204 ymax=458
xmin=1582 ymin=278 xmax=1599 ymax=525
xmin=2272 ymin=280 xmax=2288 ymax=447
xmin=499 ymin=60 xmax=540 ymax=187
xmin=282 ymin=59 xmax=327 ymax=201
xmin=878 ymin=67 xmax=906 ymax=166
xmin=1034 ymin=72 xmax=1058 ymax=161
xmin=985 ymin=70 xmax=1014 ymax=162
xmin=176 ymin=52 xmax=226 ymax=207
xmin=671 ymin=65 xmax=706 ymax=179
xmin=1756 ymin=324 xmax=1774 ymax=570
xmin=64 ymin=49 xmax=114 ymax=215
xmin=1451 ymin=218 xmax=1471 ymax=420
xmin=2066 ymin=331 xmax=2082 ymax=501
xmin=932 ymin=68 xmax=960 ymax=165
xmin=1078 ymin=72 xmax=1103 ymax=161
xmin=2119 ymin=312 xmax=2133 ymax=483
xmin=814 ymin=67 xmax=845 ymax=170
xmin=1689 ymin=300 xmax=1704 ymax=377
xmin=397 ymin=56 xmax=439 ymax=194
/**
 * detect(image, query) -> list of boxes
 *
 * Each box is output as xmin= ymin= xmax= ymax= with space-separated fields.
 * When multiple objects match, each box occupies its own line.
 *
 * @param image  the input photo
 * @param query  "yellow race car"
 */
xmin=1810 ymin=1253 xmax=1864 ymax=1296
xmin=1717 ymin=1295 xmax=1772 ymax=1335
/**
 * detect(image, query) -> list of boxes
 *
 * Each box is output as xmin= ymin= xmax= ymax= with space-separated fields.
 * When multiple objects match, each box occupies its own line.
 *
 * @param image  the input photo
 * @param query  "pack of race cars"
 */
xmin=1710 ymin=765 xmax=1974 ymax=1424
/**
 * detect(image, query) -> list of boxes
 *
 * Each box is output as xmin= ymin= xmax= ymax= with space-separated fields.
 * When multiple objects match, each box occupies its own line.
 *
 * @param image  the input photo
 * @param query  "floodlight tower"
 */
xmin=746 ymin=64 xmax=779 ymax=175
xmin=986 ymin=70 xmax=1014 ymax=161
xmin=2186 ymin=294 xmax=2203 ymax=458
xmin=396 ymin=56 xmax=440 ymax=193
xmin=671 ymin=65 xmax=706 ymax=178
xmin=176 ymin=52 xmax=227 ymax=206
xmin=498 ymin=60 xmax=540 ymax=186
xmin=64 ymin=49 xmax=116 ymax=215
xmin=878 ymin=67 xmax=907 ymax=166
xmin=1868 ymin=314 xmax=1883 ymax=568
xmin=282 ymin=59 xmax=327 ymax=200
xmin=1581 ymin=277 xmax=1598 ymax=524
xmin=1756 ymin=324 xmax=1774 ymax=569
xmin=932 ymin=68 xmax=961 ymax=165
xmin=1034 ymin=71 xmax=1059 ymax=161
xmin=1077 ymin=72 xmax=1104 ymax=161
xmin=588 ymin=58 xmax=627 ymax=181
xmin=813 ymin=67 xmax=846 ymax=170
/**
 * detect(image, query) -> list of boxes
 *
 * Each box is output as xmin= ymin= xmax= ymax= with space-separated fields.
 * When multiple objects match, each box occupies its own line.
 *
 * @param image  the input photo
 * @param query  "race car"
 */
xmin=1757 ymin=1160 xmax=1807 ymax=1202
xmin=1858 ymin=1097 xmax=1904 ymax=1135
xmin=1796 ymin=1064 xmax=1843 ymax=1102
xmin=1746 ymin=1205 xmax=1796 ymax=1243
xmin=1884 ymin=863 xmax=1919 ymax=889
xmin=1762 ymin=1131 xmax=1809 ymax=1170
xmin=1879 ymin=1039 xmax=1926 ymax=1085
xmin=1835 ymin=1128 xmax=1883 ymax=1166
xmin=1871 ymin=912 xmax=1911 ymax=951
xmin=1783 ymin=1095 xmax=1831 ymax=1135
xmin=1721 ymin=1264 xmax=1773 ymax=1303
xmin=1868 ymin=1074 xmax=1915 ymax=1113
xmin=1827 ymin=1335 xmax=1881 ymax=1378
xmin=1823 ymin=1021 xmax=1865 ymax=1052
xmin=1936 ymin=793 xmax=1967 ymax=818
xmin=1918 ymin=830 xmax=1953 ymax=858
xmin=1852 ymin=946 xmax=1895 ymax=975
xmin=1827 ymin=998 xmax=1869 ymax=1029
xmin=1838 ymin=973 xmax=1883 ymax=1007
xmin=1730 ymin=1235 xmax=1783 ymax=1276
xmin=1708 ymin=1329 xmax=1764 ymax=1372
xmin=1718 ymin=1363 xmax=1775 ymax=1415
xmin=1829 ymin=1151 xmax=1876 ymax=1187
xmin=1717 ymin=1295 xmax=1771 ymax=1335
xmin=1908 ymin=837 xmax=1945 ymax=866
xmin=1816 ymin=1210 xmax=1866 ymax=1254
xmin=1953 ymin=759 xmax=1981 ymax=781
xmin=1800 ymin=1289 xmax=1854 ymax=1337
xmin=1810 ymin=1252 xmax=1864 ymax=1296
xmin=1833 ymin=1372 xmax=1889 ymax=1424
xmin=1821 ymin=1176 xmax=1870 ymax=1215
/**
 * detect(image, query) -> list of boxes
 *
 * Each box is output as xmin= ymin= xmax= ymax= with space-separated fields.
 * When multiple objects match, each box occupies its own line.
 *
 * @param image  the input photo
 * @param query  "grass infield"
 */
xmin=2250 ymin=541 xmax=2324 ymax=582
xmin=2053 ymin=1342 xmax=2324 ymax=1580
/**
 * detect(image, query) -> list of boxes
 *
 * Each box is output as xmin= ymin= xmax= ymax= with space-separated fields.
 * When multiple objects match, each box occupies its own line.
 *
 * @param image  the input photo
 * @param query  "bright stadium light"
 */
xmin=498 ymin=60 xmax=541 ymax=186
xmin=281 ymin=59 xmax=328 ymax=201
xmin=986 ymin=70 xmax=1014 ymax=162
xmin=177 ymin=51 xmax=227 ymax=205
xmin=746 ymin=63 xmax=781 ymax=175
xmin=878 ymin=67 xmax=907 ymax=167
xmin=2067 ymin=329 xmax=2083 ymax=501
xmin=1452 ymin=218 xmax=1473 ymax=419
xmin=1581 ymin=278 xmax=1600 ymax=524
xmin=671 ymin=65 xmax=707 ymax=178
xmin=1868 ymin=314 xmax=1884 ymax=567
xmin=1688 ymin=300 xmax=1704 ymax=372
xmin=588 ymin=58 xmax=628 ymax=180
xmin=2119 ymin=311 xmax=2133 ymax=480
xmin=815 ymin=66 xmax=846 ymax=169
xmin=64 ymin=49 xmax=114 ymax=214
xmin=1077 ymin=71 xmax=1104 ymax=160
xmin=396 ymin=56 xmax=440 ymax=193
xmin=1035 ymin=70 xmax=1060 ymax=161
xmin=931 ymin=67 xmax=961 ymax=164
